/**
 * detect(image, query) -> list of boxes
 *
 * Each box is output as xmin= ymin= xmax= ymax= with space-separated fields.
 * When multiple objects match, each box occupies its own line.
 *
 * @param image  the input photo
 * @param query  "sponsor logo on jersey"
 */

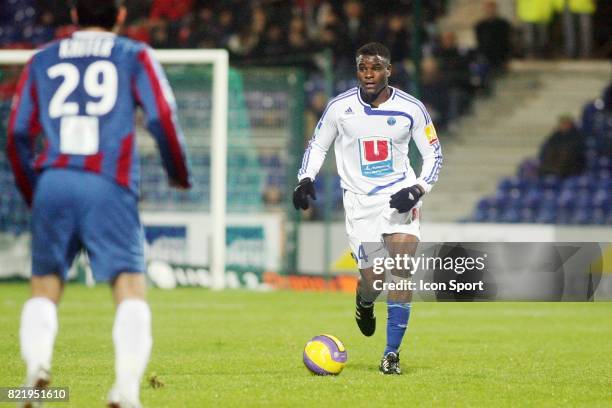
xmin=425 ymin=124 xmax=438 ymax=145
xmin=358 ymin=136 xmax=393 ymax=177
xmin=344 ymin=107 xmax=354 ymax=115
xmin=387 ymin=117 xmax=396 ymax=126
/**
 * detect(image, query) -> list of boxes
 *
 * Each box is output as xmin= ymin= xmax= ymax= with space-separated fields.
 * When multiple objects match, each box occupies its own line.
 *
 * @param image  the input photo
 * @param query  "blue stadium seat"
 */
xmin=473 ymin=208 xmax=488 ymax=222
xmin=476 ymin=197 xmax=493 ymax=211
xmin=596 ymin=156 xmax=610 ymax=170
xmin=498 ymin=177 xmax=522 ymax=192
xmin=535 ymin=207 xmax=556 ymax=224
xmin=517 ymin=159 xmax=539 ymax=181
xmin=522 ymin=188 xmax=542 ymax=209
xmin=520 ymin=208 xmax=536 ymax=223
xmin=540 ymin=175 xmax=561 ymax=190
xmin=590 ymin=208 xmax=607 ymax=224
xmin=593 ymin=190 xmax=610 ymax=212
xmin=500 ymin=208 xmax=521 ymax=223
xmin=569 ymin=209 xmax=592 ymax=224
xmin=0 ymin=25 xmax=19 ymax=45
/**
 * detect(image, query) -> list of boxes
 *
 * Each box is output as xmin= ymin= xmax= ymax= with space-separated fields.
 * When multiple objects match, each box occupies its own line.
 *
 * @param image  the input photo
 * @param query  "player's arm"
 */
xmin=6 ymin=59 xmax=42 ymax=207
xmin=133 ymin=46 xmax=191 ymax=189
xmin=412 ymin=109 xmax=443 ymax=193
xmin=389 ymin=107 xmax=443 ymax=213
xmin=293 ymin=102 xmax=339 ymax=210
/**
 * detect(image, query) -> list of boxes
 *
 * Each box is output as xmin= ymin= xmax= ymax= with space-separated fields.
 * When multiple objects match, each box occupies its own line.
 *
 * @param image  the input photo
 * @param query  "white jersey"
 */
xmin=298 ymin=86 xmax=443 ymax=195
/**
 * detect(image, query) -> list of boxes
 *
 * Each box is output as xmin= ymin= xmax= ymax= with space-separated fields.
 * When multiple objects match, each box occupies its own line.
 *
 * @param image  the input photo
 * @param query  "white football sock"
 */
xmin=20 ymin=297 xmax=58 ymax=384
xmin=112 ymin=299 xmax=152 ymax=405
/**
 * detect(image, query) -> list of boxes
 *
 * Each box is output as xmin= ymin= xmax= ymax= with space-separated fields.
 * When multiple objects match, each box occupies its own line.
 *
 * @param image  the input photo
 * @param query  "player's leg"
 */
xmin=379 ymin=233 xmax=418 ymax=374
xmin=21 ymin=169 xmax=79 ymax=389
xmin=355 ymin=265 xmax=382 ymax=336
xmin=78 ymin=173 xmax=150 ymax=407
xmin=20 ymin=275 xmax=63 ymax=389
xmin=108 ymin=273 xmax=150 ymax=408
xmin=344 ymin=190 xmax=385 ymax=336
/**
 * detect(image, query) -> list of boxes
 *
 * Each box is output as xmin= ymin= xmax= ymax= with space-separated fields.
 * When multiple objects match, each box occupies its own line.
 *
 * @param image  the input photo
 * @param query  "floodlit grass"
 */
xmin=1 ymin=283 xmax=610 ymax=407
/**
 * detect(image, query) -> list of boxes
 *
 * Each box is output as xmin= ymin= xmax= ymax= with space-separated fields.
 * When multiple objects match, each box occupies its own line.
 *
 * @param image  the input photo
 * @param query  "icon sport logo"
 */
xmin=425 ymin=124 xmax=439 ymax=145
xmin=358 ymin=137 xmax=393 ymax=178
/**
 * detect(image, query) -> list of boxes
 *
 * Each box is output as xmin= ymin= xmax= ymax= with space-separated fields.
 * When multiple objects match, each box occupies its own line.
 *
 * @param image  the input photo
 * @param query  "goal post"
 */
xmin=0 ymin=49 xmax=229 ymax=290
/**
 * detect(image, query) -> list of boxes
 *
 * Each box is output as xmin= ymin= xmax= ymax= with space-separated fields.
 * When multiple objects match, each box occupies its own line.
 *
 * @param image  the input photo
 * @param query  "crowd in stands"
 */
xmin=0 ymin=0 xmax=493 ymax=132
xmin=1 ymin=0 xmax=607 ymax=131
xmin=1 ymin=1 xmax=609 ymax=119
xmin=0 ymin=0 xmax=609 ymax=227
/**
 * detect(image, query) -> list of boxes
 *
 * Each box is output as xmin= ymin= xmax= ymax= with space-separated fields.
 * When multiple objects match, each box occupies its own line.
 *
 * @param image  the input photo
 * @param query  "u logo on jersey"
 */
xmin=359 ymin=137 xmax=393 ymax=177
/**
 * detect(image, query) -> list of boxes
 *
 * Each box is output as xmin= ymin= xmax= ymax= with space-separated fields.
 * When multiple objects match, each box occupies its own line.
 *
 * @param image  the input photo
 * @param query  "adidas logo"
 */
xmin=344 ymin=107 xmax=354 ymax=115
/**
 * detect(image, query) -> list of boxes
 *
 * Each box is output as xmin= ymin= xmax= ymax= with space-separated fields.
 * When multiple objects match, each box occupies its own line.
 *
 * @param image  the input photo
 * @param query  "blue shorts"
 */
xmin=31 ymin=169 xmax=145 ymax=282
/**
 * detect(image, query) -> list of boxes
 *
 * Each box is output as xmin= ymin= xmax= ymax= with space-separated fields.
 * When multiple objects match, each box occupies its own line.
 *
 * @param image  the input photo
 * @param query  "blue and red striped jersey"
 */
xmin=6 ymin=30 xmax=191 ymax=206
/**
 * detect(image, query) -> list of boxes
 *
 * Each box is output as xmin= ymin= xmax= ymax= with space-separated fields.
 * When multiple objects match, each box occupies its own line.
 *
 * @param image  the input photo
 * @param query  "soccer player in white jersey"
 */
xmin=293 ymin=43 xmax=443 ymax=374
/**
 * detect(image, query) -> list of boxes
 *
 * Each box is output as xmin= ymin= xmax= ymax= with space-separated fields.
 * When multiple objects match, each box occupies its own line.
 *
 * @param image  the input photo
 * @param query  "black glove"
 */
xmin=293 ymin=178 xmax=316 ymax=210
xmin=389 ymin=185 xmax=424 ymax=213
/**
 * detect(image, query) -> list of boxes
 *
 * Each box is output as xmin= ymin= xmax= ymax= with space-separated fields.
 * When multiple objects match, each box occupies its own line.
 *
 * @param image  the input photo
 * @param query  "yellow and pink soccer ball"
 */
xmin=303 ymin=334 xmax=348 ymax=375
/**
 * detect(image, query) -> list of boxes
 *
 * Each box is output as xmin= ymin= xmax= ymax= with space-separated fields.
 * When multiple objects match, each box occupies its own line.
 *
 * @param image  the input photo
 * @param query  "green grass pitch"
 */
xmin=1 ymin=283 xmax=611 ymax=407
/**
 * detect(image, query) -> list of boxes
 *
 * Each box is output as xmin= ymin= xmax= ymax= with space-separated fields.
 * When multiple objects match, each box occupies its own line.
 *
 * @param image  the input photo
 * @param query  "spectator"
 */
xmin=556 ymin=0 xmax=596 ymax=58
xmin=149 ymin=0 xmax=194 ymax=47
xmin=287 ymin=15 xmax=310 ymax=54
xmin=434 ymin=31 xmax=474 ymax=121
xmin=258 ymin=23 xmax=288 ymax=57
xmin=305 ymin=90 xmax=328 ymax=142
xmin=581 ymin=84 xmax=612 ymax=156
xmin=185 ymin=6 xmax=217 ymax=48
xmin=251 ymin=6 xmax=268 ymax=38
xmin=539 ymin=115 xmax=586 ymax=178
xmin=475 ymin=1 xmax=512 ymax=71
xmin=376 ymin=14 xmax=411 ymax=63
xmin=150 ymin=0 xmax=194 ymax=22
xmin=228 ymin=25 xmax=259 ymax=59
xmin=315 ymin=4 xmax=353 ymax=77
xmin=35 ymin=0 xmax=71 ymax=25
xmin=123 ymin=0 xmax=151 ymax=24
xmin=262 ymin=186 xmax=283 ymax=210
xmin=581 ymin=84 xmax=610 ymax=135
xmin=420 ymin=57 xmax=450 ymax=130
xmin=215 ymin=8 xmax=236 ymax=48
xmin=149 ymin=19 xmax=170 ymax=48
xmin=517 ymin=0 xmax=554 ymax=58
xmin=342 ymin=0 xmax=369 ymax=51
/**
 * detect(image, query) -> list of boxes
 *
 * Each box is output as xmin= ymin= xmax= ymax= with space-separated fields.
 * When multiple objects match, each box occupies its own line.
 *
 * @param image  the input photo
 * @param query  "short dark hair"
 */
xmin=73 ymin=0 xmax=122 ymax=30
xmin=356 ymin=42 xmax=391 ymax=62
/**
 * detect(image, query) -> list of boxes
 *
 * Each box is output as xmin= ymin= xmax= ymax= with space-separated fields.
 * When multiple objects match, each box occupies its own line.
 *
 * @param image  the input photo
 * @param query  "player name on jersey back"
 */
xmin=59 ymin=38 xmax=115 ymax=59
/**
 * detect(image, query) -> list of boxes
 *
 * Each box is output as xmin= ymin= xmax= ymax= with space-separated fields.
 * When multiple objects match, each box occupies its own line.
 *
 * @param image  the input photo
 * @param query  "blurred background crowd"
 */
xmin=1 ymin=0 xmax=610 ymax=131
xmin=0 ymin=0 xmax=610 ymax=226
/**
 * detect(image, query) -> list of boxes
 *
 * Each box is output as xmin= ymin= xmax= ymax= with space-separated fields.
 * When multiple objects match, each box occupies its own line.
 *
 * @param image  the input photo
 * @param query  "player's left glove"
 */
xmin=389 ymin=185 xmax=424 ymax=213
xmin=293 ymin=178 xmax=316 ymax=210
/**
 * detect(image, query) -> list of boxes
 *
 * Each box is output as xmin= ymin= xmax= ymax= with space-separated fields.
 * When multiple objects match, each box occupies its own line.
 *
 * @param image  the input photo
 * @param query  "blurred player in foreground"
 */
xmin=294 ymin=43 xmax=443 ymax=374
xmin=6 ymin=1 xmax=191 ymax=406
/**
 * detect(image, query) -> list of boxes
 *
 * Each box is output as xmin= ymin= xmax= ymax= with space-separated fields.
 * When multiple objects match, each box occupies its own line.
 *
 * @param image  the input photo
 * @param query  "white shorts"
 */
xmin=343 ymin=188 xmax=421 ymax=269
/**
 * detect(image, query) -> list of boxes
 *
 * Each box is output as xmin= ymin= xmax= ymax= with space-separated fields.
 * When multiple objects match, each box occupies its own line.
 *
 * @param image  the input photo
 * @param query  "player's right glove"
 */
xmin=293 ymin=178 xmax=316 ymax=210
xmin=389 ymin=184 xmax=424 ymax=213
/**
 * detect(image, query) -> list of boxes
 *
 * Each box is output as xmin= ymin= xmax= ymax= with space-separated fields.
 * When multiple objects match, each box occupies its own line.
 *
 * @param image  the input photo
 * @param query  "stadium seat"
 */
xmin=522 ymin=188 xmax=542 ymax=209
xmin=535 ymin=206 xmax=557 ymax=224
xmin=500 ymin=208 xmax=521 ymax=223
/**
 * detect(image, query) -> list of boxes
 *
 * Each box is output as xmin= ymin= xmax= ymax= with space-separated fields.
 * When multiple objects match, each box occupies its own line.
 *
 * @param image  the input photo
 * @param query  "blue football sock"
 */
xmin=384 ymin=302 xmax=411 ymax=356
